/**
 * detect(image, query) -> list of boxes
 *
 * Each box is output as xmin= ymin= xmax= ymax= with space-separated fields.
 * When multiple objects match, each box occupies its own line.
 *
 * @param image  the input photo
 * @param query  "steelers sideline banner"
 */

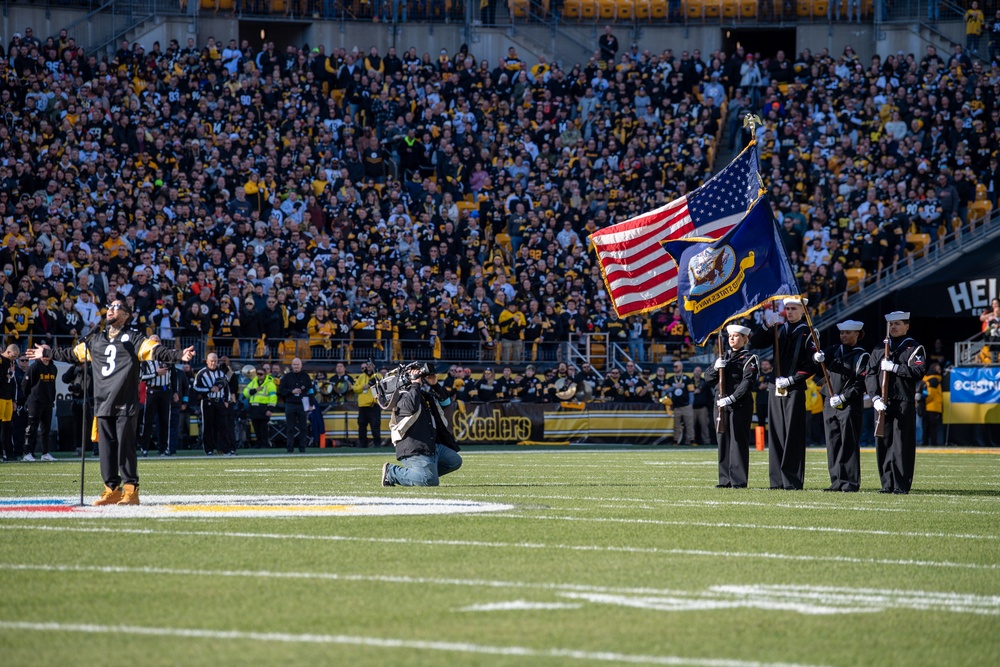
xmin=322 ymin=404 xmax=675 ymax=445
xmin=945 ymin=367 xmax=1000 ymax=425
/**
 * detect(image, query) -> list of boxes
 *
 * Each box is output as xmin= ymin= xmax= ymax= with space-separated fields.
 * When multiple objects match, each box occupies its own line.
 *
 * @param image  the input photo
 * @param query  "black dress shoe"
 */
xmin=892 ymin=489 xmax=909 ymax=494
xmin=715 ymin=483 xmax=731 ymax=488
xmin=822 ymin=486 xmax=838 ymax=492
xmin=731 ymin=484 xmax=747 ymax=489
xmin=878 ymin=488 xmax=893 ymax=494
xmin=769 ymin=485 xmax=781 ymax=490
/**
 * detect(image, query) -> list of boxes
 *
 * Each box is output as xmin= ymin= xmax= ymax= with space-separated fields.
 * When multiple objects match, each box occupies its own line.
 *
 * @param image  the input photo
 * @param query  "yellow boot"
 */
xmin=93 ymin=486 xmax=122 ymax=506
xmin=117 ymin=483 xmax=140 ymax=506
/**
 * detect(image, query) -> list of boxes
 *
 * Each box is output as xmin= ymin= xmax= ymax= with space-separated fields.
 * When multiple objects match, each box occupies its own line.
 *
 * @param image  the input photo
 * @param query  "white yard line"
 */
xmin=0 ymin=620 xmax=831 ymax=667
xmin=1 ymin=524 xmax=996 ymax=570
xmin=523 ymin=515 xmax=1000 ymax=541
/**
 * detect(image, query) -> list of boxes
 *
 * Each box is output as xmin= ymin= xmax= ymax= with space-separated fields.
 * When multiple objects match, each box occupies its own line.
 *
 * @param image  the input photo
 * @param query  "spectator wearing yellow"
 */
xmin=966 ymin=1 xmax=986 ymax=54
xmin=6 ymin=292 xmax=33 ymax=343
xmin=498 ymin=301 xmax=526 ymax=363
xmin=307 ymin=304 xmax=335 ymax=359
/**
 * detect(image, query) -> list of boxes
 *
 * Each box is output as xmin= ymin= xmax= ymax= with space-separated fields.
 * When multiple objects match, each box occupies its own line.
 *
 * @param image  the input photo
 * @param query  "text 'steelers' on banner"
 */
xmin=591 ymin=144 xmax=761 ymax=317
xmin=663 ymin=197 xmax=801 ymax=344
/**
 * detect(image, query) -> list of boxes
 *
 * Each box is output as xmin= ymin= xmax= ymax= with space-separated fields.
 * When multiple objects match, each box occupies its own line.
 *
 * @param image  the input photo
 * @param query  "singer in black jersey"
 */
xmin=27 ymin=300 xmax=195 ymax=506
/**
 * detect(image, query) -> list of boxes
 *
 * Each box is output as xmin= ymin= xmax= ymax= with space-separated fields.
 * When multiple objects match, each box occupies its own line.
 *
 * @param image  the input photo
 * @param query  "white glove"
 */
xmin=873 ymin=396 xmax=888 ymax=412
xmin=763 ymin=309 xmax=783 ymax=327
xmin=717 ymin=396 xmax=735 ymax=408
xmin=813 ymin=351 xmax=825 ymax=364
xmin=881 ymin=359 xmax=899 ymax=374
xmin=829 ymin=394 xmax=845 ymax=409
xmin=775 ymin=376 xmax=793 ymax=390
xmin=714 ymin=357 xmax=726 ymax=369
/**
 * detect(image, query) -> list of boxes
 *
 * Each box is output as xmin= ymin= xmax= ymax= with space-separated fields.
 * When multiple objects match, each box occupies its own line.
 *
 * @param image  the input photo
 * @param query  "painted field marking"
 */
xmin=5 ymin=563 xmax=997 ymax=617
xmin=557 ymin=584 xmax=1000 ymax=616
xmin=0 ymin=495 xmax=514 ymax=519
xmin=458 ymin=601 xmax=584 ymax=611
xmin=2 ymin=524 xmax=996 ymax=571
xmin=0 ymin=620 xmax=832 ymax=667
xmin=525 ymin=515 xmax=999 ymax=541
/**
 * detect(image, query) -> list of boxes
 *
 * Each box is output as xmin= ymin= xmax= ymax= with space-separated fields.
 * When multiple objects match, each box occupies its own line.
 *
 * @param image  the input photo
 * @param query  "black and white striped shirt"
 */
xmin=193 ymin=367 xmax=228 ymax=401
xmin=140 ymin=360 xmax=172 ymax=390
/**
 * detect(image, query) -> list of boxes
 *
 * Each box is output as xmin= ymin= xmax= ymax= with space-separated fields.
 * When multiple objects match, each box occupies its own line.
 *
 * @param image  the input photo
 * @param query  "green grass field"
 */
xmin=1 ymin=447 xmax=998 ymax=667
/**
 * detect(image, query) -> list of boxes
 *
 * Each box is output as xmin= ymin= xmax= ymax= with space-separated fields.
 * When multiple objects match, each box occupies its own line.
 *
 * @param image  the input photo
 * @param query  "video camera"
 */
xmin=371 ymin=360 xmax=436 ymax=410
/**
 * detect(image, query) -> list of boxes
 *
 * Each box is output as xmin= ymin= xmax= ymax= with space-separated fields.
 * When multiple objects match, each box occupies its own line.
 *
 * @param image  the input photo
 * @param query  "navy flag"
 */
xmin=662 ymin=197 xmax=800 ymax=344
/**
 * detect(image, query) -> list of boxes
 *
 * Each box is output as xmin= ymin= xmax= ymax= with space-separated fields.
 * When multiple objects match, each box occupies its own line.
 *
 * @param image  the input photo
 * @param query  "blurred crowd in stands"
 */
xmin=0 ymin=21 xmax=998 ymax=381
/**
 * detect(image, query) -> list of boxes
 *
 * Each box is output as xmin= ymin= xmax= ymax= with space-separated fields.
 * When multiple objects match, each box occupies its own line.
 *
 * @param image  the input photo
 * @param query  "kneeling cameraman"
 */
xmin=380 ymin=362 xmax=462 ymax=487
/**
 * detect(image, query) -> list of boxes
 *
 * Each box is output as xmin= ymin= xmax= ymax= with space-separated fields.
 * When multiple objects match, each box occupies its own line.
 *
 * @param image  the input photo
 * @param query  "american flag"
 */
xmin=592 ymin=144 xmax=762 ymax=317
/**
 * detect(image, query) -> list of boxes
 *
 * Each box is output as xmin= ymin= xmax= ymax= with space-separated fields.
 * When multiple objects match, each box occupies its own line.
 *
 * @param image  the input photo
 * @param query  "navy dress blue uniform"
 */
xmin=817 ymin=320 xmax=870 ymax=492
xmin=704 ymin=326 xmax=758 ymax=488
xmin=865 ymin=312 xmax=926 ymax=494
xmin=749 ymin=298 xmax=818 ymax=490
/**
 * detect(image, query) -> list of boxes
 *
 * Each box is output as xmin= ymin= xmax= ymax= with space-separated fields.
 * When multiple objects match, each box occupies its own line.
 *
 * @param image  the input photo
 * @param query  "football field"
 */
xmin=1 ymin=447 xmax=998 ymax=667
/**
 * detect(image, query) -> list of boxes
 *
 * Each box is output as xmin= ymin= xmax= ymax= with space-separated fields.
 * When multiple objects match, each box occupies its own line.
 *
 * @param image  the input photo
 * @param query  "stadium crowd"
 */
xmin=0 ymin=22 xmax=998 ymax=390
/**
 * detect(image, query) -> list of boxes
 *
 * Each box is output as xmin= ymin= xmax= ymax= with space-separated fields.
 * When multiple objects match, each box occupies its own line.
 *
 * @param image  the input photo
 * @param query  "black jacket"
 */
xmin=21 ymin=360 xmax=57 ymax=409
xmin=819 ymin=344 xmax=870 ymax=404
xmin=865 ymin=335 xmax=926 ymax=404
xmin=749 ymin=320 xmax=817 ymax=390
xmin=704 ymin=348 xmax=759 ymax=408
xmin=390 ymin=383 xmax=458 ymax=459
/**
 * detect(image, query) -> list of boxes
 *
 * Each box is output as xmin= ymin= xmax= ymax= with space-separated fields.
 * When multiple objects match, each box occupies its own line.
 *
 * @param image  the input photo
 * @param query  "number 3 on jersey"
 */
xmin=102 ymin=344 xmax=117 ymax=377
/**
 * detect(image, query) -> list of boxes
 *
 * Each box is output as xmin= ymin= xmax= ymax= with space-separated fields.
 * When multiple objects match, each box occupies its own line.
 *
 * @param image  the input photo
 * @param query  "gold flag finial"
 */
xmin=742 ymin=113 xmax=763 ymax=132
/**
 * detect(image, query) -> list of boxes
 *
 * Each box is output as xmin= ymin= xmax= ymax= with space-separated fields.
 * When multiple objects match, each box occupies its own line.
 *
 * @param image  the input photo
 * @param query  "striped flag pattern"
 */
xmin=592 ymin=144 xmax=761 ymax=317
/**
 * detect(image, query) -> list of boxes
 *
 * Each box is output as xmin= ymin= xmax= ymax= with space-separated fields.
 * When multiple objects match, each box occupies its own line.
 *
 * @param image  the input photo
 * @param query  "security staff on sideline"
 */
xmin=194 ymin=353 xmax=233 ymax=456
xmin=814 ymin=320 xmax=869 ymax=492
xmin=669 ymin=360 xmax=695 ymax=446
xmin=749 ymin=296 xmax=818 ymax=490
xmin=243 ymin=366 xmax=278 ymax=448
xmin=865 ymin=311 xmax=926 ymax=494
xmin=139 ymin=335 xmax=174 ymax=456
xmin=279 ymin=357 xmax=315 ymax=453
xmin=21 ymin=347 xmax=58 ymax=461
xmin=352 ymin=361 xmax=381 ymax=448
xmin=381 ymin=363 xmax=462 ymax=487
xmin=705 ymin=324 xmax=759 ymax=488
xmin=27 ymin=300 xmax=195 ymax=505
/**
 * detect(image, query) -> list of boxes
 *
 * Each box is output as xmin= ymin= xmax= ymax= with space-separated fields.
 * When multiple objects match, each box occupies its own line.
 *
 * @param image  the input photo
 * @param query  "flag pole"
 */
xmin=802 ymin=305 xmax=834 ymax=394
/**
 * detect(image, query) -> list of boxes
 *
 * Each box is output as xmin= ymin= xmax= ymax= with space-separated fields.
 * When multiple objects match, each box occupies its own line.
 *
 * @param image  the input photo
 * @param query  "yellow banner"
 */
xmin=944 ymin=394 xmax=1000 ymax=424
xmin=684 ymin=253 xmax=756 ymax=314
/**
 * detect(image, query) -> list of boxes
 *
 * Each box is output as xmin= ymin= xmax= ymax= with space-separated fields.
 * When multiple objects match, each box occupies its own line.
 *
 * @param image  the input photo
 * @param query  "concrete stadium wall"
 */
xmin=2 ymin=6 xmax=964 ymax=74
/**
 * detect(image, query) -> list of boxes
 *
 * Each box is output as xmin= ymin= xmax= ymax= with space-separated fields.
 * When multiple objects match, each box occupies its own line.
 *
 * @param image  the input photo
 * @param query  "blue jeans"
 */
xmin=386 ymin=446 xmax=462 ymax=486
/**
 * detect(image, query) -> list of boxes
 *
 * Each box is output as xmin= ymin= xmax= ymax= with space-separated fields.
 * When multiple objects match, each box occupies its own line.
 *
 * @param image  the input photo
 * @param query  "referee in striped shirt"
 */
xmin=194 ymin=353 xmax=233 ymax=456
xmin=139 ymin=335 xmax=174 ymax=456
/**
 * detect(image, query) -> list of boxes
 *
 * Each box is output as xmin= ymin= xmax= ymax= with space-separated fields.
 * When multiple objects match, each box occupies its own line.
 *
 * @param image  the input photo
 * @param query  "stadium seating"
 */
xmin=649 ymin=0 xmax=667 ymax=18
xmin=635 ymin=0 xmax=652 ymax=19
xmin=704 ymin=0 xmax=720 ymax=17
xmin=563 ymin=0 xmax=583 ymax=18
xmin=906 ymin=233 xmax=932 ymax=258
xmin=580 ymin=0 xmax=597 ymax=18
xmin=812 ymin=0 xmax=828 ymax=16
xmin=617 ymin=0 xmax=636 ymax=20
xmin=722 ymin=0 xmax=738 ymax=18
xmin=598 ymin=0 xmax=616 ymax=20
xmin=739 ymin=0 xmax=756 ymax=17
xmin=684 ymin=0 xmax=703 ymax=20
xmin=845 ymin=268 xmax=866 ymax=293
xmin=509 ymin=0 xmax=529 ymax=17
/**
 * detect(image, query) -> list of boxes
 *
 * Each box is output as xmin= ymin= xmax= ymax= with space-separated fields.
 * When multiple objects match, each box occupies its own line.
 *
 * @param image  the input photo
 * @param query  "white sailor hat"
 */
xmin=726 ymin=324 xmax=751 ymax=336
xmin=836 ymin=320 xmax=864 ymax=331
xmin=783 ymin=295 xmax=808 ymax=306
xmin=885 ymin=311 xmax=910 ymax=322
